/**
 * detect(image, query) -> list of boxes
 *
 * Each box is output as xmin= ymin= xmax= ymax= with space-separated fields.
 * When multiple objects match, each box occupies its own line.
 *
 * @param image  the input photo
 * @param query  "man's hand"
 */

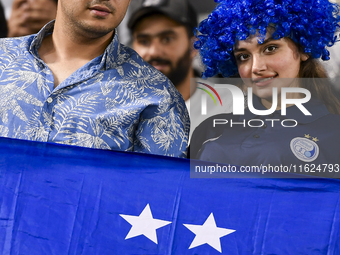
xmin=7 ymin=0 xmax=57 ymax=37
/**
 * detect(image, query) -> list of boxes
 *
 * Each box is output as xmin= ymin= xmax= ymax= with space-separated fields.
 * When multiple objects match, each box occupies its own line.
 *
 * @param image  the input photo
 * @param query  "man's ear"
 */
xmin=190 ymin=36 xmax=198 ymax=59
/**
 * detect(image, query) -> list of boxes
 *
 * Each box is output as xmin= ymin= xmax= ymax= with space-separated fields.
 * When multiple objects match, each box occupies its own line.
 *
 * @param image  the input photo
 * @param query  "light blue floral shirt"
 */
xmin=0 ymin=22 xmax=189 ymax=157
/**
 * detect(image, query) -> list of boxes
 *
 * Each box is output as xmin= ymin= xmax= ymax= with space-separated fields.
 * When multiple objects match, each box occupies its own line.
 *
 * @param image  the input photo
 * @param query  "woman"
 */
xmin=190 ymin=0 xmax=340 ymax=177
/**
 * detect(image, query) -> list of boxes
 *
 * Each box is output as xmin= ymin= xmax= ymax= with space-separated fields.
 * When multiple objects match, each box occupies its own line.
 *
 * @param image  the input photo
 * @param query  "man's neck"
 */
xmin=38 ymin=19 xmax=114 ymax=88
xmin=175 ymin=68 xmax=196 ymax=101
xmin=41 ymin=19 xmax=114 ymax=63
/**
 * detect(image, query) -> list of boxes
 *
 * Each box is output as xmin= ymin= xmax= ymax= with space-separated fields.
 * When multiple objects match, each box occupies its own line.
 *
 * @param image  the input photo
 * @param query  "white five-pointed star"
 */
xmin=183 ymin=213 xmax=236 ymax=253
xmin=120 ymin=204 xmax=171 ymax=244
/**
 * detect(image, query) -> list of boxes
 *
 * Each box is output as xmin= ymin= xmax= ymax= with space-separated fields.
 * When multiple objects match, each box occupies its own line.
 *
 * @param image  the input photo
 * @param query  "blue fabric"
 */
xmin=0 ymin=21 xmax=189 ymax=158
xmin=0 ymin=137 xmax=339 ymax=254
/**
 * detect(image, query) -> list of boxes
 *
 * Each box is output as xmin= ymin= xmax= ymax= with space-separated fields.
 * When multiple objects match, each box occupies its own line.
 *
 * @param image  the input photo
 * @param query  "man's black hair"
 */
xmin=0 ymin=2 xmax=7 ymax=38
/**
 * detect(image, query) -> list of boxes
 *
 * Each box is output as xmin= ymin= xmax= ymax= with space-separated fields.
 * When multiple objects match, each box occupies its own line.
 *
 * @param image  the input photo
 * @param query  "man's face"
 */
xmin=58 ymin=0 xmax=131 ymax=38
xmin=132 ymin=14 xmax=193 ymax=86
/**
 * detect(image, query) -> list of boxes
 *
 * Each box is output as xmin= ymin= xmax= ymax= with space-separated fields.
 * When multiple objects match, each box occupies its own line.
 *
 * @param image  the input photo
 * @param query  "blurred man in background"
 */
xmin=128 ymin=0 xmax=232 ymax=138
xmin=128 ymin=0 xmax=198 ymax=103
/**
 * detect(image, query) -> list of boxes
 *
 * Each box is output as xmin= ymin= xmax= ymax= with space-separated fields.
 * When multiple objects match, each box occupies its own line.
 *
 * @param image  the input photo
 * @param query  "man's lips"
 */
xmin=89 ymin=5 xmax=112 ymax=16
xmin=149 ymin=60 xmax=170 ymax=66
xmin=148 ymin=60 xmax=171 ymax=71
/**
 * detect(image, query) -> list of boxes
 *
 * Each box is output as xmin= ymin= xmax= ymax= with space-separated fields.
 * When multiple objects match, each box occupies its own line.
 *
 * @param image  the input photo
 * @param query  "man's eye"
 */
xmin=161 ymin=36 xmax=174 ymax=44
xmin=137 ymin=39 xmax=150 ymax=46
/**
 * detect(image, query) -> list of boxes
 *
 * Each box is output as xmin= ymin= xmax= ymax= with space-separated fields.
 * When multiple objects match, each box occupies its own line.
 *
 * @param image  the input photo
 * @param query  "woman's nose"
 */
xmin=252 ymin=55 xmax=267 ymax=75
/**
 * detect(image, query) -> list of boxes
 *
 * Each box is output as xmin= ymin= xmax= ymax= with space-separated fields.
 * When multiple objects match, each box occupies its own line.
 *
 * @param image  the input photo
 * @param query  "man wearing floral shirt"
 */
xmin=0 ymin=0 xmax=189 ymax=158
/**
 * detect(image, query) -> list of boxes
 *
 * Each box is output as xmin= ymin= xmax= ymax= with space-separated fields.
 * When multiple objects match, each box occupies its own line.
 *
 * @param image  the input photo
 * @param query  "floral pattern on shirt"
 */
xmin=0 ymin=21 xmax=189 ymax=158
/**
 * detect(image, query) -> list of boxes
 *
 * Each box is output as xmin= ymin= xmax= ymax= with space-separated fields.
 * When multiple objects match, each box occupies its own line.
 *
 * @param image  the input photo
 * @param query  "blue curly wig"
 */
xmin=194 ymin=0 xmax=340 ymax=78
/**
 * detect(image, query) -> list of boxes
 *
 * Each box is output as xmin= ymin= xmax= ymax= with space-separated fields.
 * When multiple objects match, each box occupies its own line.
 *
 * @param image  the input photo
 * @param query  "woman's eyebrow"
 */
xmin=234 ymin=37 xmax=276 ymax=53
xmin=260 ymin=37 xmax=276 ymax=45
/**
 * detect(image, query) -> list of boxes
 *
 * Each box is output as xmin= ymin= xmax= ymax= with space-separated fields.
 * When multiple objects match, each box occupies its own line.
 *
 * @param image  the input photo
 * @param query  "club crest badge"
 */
xmin=290 ymin=137 xmax=319 ymax=162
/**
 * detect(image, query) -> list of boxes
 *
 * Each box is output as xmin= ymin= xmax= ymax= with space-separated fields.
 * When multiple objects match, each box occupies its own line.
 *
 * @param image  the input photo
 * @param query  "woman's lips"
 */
xmin=252 ymin=75 xmax=278 ymax=87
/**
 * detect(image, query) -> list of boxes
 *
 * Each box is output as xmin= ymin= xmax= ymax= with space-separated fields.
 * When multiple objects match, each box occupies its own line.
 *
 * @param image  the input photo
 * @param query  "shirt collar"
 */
xmin=242 ymin=94 xmax=330 ymax=124
xmin=29 ymin=21 xmax=55 ymax=59
xmin=29 ymin=20 xmax=120 ymax=71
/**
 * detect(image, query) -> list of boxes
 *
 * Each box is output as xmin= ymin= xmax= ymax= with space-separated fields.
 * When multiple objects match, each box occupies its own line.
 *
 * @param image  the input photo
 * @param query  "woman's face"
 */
xmin=234 ymin=34 xmax=307 ymax=108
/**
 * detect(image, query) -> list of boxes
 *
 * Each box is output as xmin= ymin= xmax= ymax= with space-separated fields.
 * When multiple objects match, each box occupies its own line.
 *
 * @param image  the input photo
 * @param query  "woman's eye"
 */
xmin=237 ymin=54 xmax=249 ymax=61
xmin=265 ymin=45 xmax=278 ymax=53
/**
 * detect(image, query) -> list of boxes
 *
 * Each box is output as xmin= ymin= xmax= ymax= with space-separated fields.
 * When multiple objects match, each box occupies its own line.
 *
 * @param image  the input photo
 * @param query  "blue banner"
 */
xmin=0 ymin=137 xmax=339 ymax=254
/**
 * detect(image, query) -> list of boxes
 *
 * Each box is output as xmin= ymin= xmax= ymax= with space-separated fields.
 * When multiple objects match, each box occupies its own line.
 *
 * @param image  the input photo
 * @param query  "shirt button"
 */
xmin=47 ymin=97 xmax=53 ymax=103
xmin=253 ymin=134 xmax=260 ymax=138
xmin=262 ymin=124 xmax=267 ymax=129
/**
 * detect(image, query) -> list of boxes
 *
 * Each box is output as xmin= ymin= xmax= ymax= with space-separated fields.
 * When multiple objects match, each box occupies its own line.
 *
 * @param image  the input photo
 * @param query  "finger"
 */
xmin=8 ymin=7 xmax=29 ymax=28
xmin=11 ymin=0 xmax=28 ymax=10
xmin=26 ymin=0 xmax=57 ymax=10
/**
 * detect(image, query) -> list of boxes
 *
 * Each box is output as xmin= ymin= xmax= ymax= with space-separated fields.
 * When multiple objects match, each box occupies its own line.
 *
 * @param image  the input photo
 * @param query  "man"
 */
xmin=0 ymin=0 xmax=189 ymax=157
xmin=128 ymin=0 xmax=198 ymax=103
xmin=128 ymin=0 xmax=232 ymax=137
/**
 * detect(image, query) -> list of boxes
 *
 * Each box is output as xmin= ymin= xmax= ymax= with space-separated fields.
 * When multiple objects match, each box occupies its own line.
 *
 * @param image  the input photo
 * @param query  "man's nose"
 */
xmin=147 ymin=39 xmax=163 ymax=58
